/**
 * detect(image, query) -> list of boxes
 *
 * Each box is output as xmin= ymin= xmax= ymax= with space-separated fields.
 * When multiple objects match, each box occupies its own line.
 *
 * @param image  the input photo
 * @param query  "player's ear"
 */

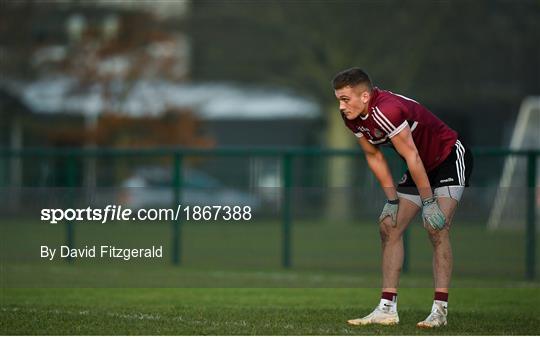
xmin=361 ymin=90 xmax=370 ymax=103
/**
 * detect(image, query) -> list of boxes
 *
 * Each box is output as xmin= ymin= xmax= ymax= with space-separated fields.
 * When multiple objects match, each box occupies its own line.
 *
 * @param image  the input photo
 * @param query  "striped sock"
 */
xmin=382 ymin=292 xmax=398 ymax=302
xmin=379 ymin=292 xmax=398 ymax=313
xmin=433 ymin=292 xmax=448 ymax=314
xmin=434 ymin=291 xmax=448 ymax=302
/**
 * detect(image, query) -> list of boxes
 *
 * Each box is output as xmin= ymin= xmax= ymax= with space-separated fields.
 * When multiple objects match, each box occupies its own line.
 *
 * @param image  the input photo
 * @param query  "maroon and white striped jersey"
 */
xmin=342 ymin=87 xmax=458 ymax=172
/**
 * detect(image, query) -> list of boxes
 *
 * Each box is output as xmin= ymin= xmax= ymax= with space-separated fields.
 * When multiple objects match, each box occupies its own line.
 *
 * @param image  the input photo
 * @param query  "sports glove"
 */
xmin=378 ymin=199 xmax=399 ymax=227
xmin=421 ymin=196 xmax=446 ymax=230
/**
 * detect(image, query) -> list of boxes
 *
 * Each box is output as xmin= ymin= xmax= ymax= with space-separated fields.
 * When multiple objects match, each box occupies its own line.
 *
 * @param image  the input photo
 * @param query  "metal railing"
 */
xmin=0 ymin=147 xmax=538 ymax=279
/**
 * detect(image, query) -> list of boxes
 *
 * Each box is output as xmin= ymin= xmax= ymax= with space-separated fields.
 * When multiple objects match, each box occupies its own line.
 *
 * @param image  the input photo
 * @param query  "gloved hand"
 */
xmin=422 ymin=196 xmax=446 ymax=230
xmin=379 ymin=199 xmax=399 ymax=227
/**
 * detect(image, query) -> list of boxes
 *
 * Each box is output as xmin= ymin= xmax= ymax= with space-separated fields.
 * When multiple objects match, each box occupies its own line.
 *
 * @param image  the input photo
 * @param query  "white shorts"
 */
xmin=397 ymin=185 xmax=465 ymax=208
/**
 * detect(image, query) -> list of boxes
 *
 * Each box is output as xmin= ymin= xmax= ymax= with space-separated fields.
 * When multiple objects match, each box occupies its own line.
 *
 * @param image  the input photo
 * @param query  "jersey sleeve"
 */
xmin=372 ymin=101 xmax=408 ymax=138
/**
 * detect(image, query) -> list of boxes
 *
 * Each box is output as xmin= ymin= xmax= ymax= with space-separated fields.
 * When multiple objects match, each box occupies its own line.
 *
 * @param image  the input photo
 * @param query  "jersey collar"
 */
xmin=359 ymin=87 xmax=379 ymax=120
xmin=367 ymin=87 xmax=380 ymax=113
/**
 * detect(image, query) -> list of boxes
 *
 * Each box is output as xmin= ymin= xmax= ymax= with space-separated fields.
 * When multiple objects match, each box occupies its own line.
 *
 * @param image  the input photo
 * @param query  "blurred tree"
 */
xmin=0 ymin=1 xmax=194 ymax=189
xmin=44 ymin=109 xmax=214 ymax=148
xmin=0 ymin=1 xmax=189 ymax=82
xmin=188 ymin=0 xmax=539 ymax=217
xmin=0 ymin=0 xmax=192 ymax=144
xmin=188 ymin=0 xmax=539 ymax=143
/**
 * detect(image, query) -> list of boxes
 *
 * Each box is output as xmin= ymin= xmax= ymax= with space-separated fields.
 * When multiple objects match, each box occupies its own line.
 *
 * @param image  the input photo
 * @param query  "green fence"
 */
xmin=0 ymin=147 xmax=538 ymax=280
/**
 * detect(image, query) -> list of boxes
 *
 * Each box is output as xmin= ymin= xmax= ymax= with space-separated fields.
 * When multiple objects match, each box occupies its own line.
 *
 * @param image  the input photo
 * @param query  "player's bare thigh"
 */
xmin=424 ymin=197 xmax=458 ymax=241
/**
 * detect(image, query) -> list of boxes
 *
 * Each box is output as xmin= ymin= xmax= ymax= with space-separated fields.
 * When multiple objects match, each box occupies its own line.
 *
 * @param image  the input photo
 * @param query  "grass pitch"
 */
xmin=2 ymin=285 xmax=539 ymax=335
xmin=1 ymin=220 xmax=539 ymax=334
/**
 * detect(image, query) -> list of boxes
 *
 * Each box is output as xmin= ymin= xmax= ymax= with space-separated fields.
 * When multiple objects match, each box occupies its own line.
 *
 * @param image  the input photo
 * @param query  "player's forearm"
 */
xmin=404 ymin=153 xmax=432 ymax=200
xmin=365 ymin=153 xmax=398 ymax=200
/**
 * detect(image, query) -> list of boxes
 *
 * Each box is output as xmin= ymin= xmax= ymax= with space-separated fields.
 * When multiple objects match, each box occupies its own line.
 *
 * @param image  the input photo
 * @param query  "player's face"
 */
xmin=334 ymin=85 xmax=371 ymax=120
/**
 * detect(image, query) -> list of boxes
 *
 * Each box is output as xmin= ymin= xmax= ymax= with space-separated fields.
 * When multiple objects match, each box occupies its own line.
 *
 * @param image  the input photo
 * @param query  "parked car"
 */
xmin=119 ymin=166 xmax=261 ymax=211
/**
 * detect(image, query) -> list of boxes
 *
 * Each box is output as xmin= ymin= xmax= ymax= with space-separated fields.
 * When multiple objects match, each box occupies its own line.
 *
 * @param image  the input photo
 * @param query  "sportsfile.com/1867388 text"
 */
xmin=40 ymin=205 xmax=253 ymax=224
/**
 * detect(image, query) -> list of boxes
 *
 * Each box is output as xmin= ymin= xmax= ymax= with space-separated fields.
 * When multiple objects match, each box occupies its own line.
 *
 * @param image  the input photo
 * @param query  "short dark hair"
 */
xmin=332 ymin=67 xmax=372 ymax=90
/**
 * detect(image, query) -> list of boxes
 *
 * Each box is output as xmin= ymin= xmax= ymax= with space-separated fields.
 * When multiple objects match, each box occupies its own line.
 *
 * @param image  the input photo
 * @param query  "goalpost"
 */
xmin=488 ymin=96 xmax=540 ymax=230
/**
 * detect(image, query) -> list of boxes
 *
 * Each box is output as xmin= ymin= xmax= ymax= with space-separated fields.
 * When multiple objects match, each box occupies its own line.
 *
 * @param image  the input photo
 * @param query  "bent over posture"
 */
xmin=333 ymin=68 xmax=473 ymax=328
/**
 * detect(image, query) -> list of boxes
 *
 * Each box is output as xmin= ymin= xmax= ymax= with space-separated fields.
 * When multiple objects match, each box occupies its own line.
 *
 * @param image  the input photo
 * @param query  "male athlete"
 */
xmin=332 ymin=68 xmax=473 ymax=328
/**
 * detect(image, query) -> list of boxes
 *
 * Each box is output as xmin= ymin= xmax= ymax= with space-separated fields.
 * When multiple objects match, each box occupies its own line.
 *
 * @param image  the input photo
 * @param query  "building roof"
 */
xmin=3 ymin=77 xmax=320 ymax=120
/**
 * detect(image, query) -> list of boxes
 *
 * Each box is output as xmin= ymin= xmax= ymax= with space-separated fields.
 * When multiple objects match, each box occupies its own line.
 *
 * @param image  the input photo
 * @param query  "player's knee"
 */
xmin=379 ymin=227 xmax=389 ymax=243
xmin=428 ymin=229 xmax=449 ymax=247
xmin=429 ymin=232 xmax=441 ymax=247
xmin=379 ymin=225 xmax=403 ymax=244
